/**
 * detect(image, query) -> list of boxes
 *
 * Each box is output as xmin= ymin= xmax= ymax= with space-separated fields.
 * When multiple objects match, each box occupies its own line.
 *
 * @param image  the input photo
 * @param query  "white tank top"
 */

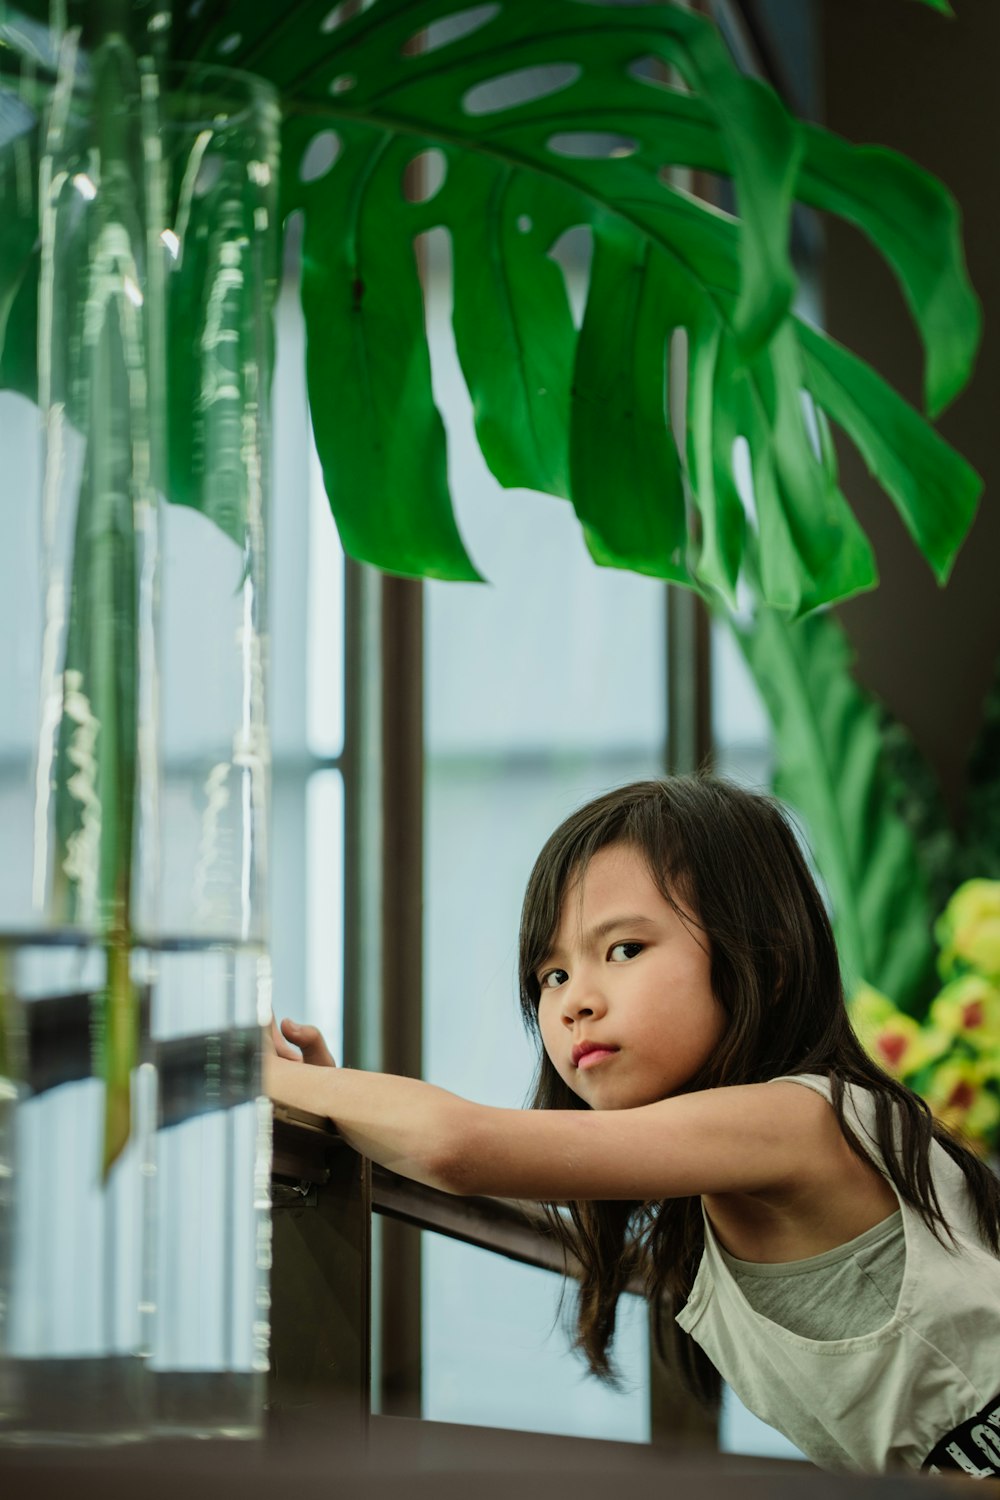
xmin=674 ymin=1072 xmax=1000 ymax=1473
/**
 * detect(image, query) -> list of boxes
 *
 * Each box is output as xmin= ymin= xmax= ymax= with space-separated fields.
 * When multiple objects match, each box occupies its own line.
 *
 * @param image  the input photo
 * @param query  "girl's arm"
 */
xmin=266 ymin=1053 xmax=480 ymax=1192
xmin=265 ymin=1052 xmax=840 ymax=1203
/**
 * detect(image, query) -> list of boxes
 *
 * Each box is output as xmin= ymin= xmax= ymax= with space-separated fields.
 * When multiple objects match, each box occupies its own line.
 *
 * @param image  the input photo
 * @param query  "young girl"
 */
xmin=266 ymin=776 xmax=1000 ymax=1479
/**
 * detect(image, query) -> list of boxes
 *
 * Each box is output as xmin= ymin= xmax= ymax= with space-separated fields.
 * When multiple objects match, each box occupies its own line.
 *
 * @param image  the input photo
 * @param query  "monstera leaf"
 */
xmin=0 ymin=0 xmax=983 ymax=614
xmin=0 ymin=79 xmax=40 ymax=402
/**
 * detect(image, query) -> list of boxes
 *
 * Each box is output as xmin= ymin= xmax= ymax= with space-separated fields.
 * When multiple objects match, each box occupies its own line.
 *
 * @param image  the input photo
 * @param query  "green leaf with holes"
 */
xmin=297 ymin=121 xmax=478 ymax=578
xmin=208 ymin=0 xmax=978 ymax=608
xmin=266 ymin=0 xmax=801 ymax=586
xmin=569 ymin=226 xmax=689 ymax=582
xmin=0 ymin=0 xmax=982 ymax=609
xmin=796 ymin=124 xmax=978 ymax=418
xmin=797 ymin=318 xmax=981 ymax=585
xmin=725 ymin=319 xmax=878 ymax=615
xmin=0 ymin=75 xmax=39 ymax=397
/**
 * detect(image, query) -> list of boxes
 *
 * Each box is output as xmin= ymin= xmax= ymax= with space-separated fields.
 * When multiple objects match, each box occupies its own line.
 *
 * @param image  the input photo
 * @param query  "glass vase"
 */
xmin=0 ymin=40 xmax=279 ymax=1444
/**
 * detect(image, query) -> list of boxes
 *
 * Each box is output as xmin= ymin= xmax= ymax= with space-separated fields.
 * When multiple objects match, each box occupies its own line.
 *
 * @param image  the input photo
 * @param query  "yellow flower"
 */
xmin=922 ymin=1056 xmax=1000 ymax=1148
xmin=848 ymin=983 xmax=948 ymax=1078
xmin=936 ymin=879 xmax=1000 ymax=982
xmin=928 ymin=974 xmax=1000 ymax=1048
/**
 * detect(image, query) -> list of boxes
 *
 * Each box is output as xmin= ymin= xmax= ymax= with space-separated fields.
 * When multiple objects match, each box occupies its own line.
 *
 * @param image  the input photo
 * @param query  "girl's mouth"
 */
xmin=576 ymin=1047 xmax=619 ymax=1070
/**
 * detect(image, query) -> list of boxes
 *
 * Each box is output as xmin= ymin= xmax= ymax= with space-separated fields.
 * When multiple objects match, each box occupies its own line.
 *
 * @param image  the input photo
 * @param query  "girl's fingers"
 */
xmin=270 ymin=1017 xmax=303 ymax=1061
xmin=280 ymin=1018 xmax=337 ymax=1069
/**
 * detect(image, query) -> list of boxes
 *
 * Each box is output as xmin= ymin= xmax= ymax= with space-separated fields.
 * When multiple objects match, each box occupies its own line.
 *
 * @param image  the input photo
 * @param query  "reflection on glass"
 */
xmin=0 ymin=56 xmax=277 ymax=1443
xmin=710 ymin=618 xmax=773 ymax=789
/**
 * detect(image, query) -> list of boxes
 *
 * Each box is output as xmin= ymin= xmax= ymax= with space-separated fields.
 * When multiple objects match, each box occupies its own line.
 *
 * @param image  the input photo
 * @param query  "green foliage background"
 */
xmin=0 ymin=0 xmax=983 ymax=618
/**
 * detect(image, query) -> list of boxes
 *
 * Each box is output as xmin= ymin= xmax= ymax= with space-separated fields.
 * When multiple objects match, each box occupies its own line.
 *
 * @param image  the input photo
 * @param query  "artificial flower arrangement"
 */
xmin=849 ymin=881 xmax=1000 ymax=1155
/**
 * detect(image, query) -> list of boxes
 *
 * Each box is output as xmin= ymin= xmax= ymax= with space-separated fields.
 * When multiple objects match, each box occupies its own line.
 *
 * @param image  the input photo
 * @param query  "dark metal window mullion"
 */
xmin=342 ymin=559 xmax=425 ymax=1420
xmin=377 ymin=573 xmax=425 ymax=1420
xmin=667 ymin=585 xmax=713 ymax=777
xmin=657 ymin=7 xmax=717 ymax=1430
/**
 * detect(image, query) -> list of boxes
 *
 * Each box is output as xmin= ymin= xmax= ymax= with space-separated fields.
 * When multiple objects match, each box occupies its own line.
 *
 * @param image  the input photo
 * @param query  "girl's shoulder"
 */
xmin=762 ymin=1069 xmax=992 ymax=1251
xmin=766 ymin=1069 xmax=881 ymax=1140
xmin=767 ymin=1070 xmax=833 ymax=1100
xmin=704 ymin=1075 xmax=901 ymax=1261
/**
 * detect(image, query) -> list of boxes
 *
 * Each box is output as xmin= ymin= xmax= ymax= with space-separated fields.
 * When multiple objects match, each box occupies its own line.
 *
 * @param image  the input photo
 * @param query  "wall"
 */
xmin=822 ymin=0 xmax=1000 ymax=821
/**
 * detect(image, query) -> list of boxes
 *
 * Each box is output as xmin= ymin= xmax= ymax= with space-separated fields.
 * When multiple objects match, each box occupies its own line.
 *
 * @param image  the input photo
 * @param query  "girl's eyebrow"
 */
xmin=539 ymin=913 xmax=659 ymax=970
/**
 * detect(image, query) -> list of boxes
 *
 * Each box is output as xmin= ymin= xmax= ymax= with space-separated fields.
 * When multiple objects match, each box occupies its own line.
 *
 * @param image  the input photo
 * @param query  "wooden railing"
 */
xmin=267 ymin=1104 xmax=571 ymax=1434
xmin=267 ymin=1104 xmax=717 ymax=1450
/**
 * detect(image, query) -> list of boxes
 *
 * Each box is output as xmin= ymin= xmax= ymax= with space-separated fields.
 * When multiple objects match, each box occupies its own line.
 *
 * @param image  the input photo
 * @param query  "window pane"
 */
xmin=425 ymin=484 xmax=666 ymax=755
xmin=306 ymin=768 xmax=345 ymax=1050
xmin=423 ymin=1233 xmax=650 ymax=1443
xmin=306 ymin=443 xmax=344 ymax=761
xmin=270 ymin=279 xmax=345 ymax=766
xmin=425 ymin=757 xmax=665 ymax=1109
xmin=269 ymin=274 xmax=345 ymax=1055
xmin=422 ymin=229 xmax=666 ymax=1438
xmin=270 ymin=767 xmax=344 ymax=1056
xmin=710 ymin=618 xmax=773 ymax=788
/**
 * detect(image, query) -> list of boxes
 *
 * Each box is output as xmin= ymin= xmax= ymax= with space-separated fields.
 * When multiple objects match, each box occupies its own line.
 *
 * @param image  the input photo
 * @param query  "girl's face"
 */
xmin=536 ymin=842 xmax=725 ymax=1111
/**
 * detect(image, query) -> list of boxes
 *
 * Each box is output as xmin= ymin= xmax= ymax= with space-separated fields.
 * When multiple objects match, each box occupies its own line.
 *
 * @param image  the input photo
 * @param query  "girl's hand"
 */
xmin=271 ymin=1015 xmax=338 ymax=1069
xmin=266 ymin=1016 xmax=295 ymax=1060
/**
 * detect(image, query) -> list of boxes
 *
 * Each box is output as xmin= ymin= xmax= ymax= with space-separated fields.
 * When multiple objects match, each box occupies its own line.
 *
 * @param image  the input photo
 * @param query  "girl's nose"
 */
xmin=561 ymin=984 xmax=605 ymax=1025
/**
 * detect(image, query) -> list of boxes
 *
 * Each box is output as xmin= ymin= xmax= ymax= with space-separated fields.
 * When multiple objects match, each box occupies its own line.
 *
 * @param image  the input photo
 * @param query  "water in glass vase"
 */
xmin=0 ymin=932 xmax=272 ymax=1444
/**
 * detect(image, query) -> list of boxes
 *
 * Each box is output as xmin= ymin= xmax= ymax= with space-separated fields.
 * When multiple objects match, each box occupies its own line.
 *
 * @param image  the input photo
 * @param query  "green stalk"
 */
xmin=0 ymin=946 xmax=12 ymax=1088
xmin=93 ymin=28 xmax=140 ymax=1178
xmin=50 ymin=18 xmax=150 ymax=1176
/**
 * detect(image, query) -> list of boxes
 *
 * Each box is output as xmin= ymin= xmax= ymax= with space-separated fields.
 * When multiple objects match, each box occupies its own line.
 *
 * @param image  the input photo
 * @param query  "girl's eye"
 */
xmin=539 ymin=968 xmax=568 ymax=991
xmin=609 ymin=941 xmax=643 ymax=963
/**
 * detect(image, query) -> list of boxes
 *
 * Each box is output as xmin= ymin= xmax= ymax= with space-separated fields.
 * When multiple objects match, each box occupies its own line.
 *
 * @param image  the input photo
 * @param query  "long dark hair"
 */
xmin=517 ymin=776 xmax=1000 ymax=1407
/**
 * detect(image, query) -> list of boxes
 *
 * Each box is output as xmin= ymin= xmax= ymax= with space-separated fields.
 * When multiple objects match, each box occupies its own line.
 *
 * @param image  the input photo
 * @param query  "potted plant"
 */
xmin=0 ymin=0 xmax=981 ymax=1446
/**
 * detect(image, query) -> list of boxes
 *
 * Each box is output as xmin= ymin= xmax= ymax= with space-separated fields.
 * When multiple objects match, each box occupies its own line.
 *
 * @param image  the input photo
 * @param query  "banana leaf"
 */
xmin=731 ymin=599 xmax=938 ymax=1009
xmin=738 ymin=604 xmax=1000 ymax=1019
xmin=0 ymin=0 xmax=983 ymax=614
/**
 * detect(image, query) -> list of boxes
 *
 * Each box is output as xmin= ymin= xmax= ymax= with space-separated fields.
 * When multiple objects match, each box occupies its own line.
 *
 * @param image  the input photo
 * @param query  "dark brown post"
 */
xmin=268 ymin=1112 xmax=372 ymax=1442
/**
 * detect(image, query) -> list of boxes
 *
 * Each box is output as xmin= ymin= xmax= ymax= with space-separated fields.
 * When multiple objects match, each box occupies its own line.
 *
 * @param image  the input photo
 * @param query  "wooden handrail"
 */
xmin=268 ymin=1105 xmax=715 ymax=1449
xmin=271 ymin=1105 xmax=657 ymax=1291
xmin=271 ymin=1103 xmax=574 ymax=1275
xmin=371 ymin=1163 xmax=577 ymax=1279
